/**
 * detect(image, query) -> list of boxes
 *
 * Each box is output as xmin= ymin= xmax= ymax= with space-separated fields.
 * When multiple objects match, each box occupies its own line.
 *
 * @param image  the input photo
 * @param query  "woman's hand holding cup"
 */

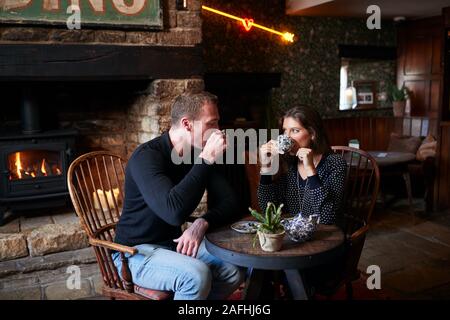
xmin=259 ymin=140 xmax=278 ymax=174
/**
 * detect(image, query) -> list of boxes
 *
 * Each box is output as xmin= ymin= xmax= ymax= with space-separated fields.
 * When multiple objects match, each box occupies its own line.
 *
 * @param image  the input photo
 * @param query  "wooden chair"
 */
xmin=312 ymin=146 xmax=380 ymax=299
xmin=67 ymin=151 xmax=172 ymax=300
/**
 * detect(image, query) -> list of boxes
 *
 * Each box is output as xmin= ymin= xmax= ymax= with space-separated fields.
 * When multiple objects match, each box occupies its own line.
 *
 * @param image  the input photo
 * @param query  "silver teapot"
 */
xmin=281 ymin=213 xmax=320 ymax=242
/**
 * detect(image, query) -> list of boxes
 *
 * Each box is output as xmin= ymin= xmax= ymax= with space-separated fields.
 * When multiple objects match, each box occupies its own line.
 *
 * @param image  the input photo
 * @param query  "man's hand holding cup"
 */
xmin=199 ymin=130 xmax=227 ymax=164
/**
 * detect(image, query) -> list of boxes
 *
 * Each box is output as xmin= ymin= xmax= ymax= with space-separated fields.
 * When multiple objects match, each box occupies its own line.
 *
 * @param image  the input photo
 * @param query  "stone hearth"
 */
xmin=0 ymin=210 xmax=88 ymax=262
xmin=0 ymin=209 xmax=99 ymax=299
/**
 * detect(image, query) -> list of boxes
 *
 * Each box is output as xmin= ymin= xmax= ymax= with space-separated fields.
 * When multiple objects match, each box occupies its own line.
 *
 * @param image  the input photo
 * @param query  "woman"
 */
xmin=258 ymin=106 xmax=347 ymax=225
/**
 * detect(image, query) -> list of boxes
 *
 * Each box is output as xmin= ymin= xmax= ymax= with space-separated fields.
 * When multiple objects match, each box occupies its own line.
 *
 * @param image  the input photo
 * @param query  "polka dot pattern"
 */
xmin=257 ymin=153 xmax=347 ymax=225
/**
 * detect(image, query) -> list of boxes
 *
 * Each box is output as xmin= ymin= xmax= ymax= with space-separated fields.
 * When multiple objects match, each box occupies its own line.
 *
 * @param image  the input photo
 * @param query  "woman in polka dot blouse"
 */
xmin=257 ymin=106 xmax=347 ymax=225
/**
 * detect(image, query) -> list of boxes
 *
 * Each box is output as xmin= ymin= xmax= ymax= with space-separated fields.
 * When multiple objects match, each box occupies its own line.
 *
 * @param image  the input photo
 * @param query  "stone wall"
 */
xmin=0 ymin=0 xmax=204 ymax=159
xmin=125 ymin=78 xmax=205 ymax=158
xmin=0 ymin=0 xmax=202 ymax=46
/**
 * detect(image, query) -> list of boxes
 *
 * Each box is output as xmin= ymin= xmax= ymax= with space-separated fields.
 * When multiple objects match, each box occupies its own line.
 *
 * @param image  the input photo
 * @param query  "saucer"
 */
xmin=230 ymin=221 xmax=260 ymax=234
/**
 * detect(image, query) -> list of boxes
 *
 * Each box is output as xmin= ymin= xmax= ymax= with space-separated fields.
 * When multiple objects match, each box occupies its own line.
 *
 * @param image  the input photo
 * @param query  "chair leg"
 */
xmin=345 ymin=282 xmax=353 ymax=300
xmin=120 ymin=253 xmax=134 ymax=293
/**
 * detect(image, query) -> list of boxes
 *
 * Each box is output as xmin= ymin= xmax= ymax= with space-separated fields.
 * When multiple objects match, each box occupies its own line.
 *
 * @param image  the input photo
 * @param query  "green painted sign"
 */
xmin=0 ymin=0 xmax=162 ymax=29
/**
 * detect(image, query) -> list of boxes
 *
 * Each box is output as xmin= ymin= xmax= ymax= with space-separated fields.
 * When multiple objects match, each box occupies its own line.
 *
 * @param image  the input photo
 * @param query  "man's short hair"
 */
xmin=171 ymin=92 xmax=218 ymax=126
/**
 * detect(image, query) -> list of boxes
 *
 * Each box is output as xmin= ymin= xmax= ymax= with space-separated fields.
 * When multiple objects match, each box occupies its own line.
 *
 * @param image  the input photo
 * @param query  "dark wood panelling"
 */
xmin=430 ymin=80 xmax=441 ymax=118
xmin=397 ymin=17 xmax=443 ymax=118
xmin=405 ymin=80 xmax=428 ymax=116
xmin=432 ymin=35 xmax=443 ymax=74
xmin=324 ymin=116 xmax=437 ymax=151
xmin=404 ymin=35 xmax=431 ymax=75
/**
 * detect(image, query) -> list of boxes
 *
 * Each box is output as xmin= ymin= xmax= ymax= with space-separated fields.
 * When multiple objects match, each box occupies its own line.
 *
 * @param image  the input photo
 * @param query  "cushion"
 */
xmin=134 ymin=285 xmax=172 ymax=300
xmin=416 ymin=134 xmax=437 ymax=161
xmin=387 ymin=133 xmax=422 ymax=154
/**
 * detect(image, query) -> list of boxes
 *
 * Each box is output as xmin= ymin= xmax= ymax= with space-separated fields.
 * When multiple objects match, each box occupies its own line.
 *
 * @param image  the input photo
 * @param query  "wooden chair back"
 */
xmin=330 ymin=147 xmax=380 ymax=296
xmin=311 ymin=147 xmax=381 ymax=298
xmin=332 ymin=146 xmax=380 ymax=234
xmin=67 ymin=151 xmax=127 ymax=293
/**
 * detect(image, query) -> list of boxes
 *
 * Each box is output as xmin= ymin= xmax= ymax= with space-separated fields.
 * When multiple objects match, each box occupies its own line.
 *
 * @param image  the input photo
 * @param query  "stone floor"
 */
xmin=0 ymin=247 xmax=101 ymax=299
xmin=1 ymin=198 xmax=450 ymax=300
xmin=358 ymin=198 xmax=450 ymax=299
xmin=0 ymin=208 xmax=100 ymax=300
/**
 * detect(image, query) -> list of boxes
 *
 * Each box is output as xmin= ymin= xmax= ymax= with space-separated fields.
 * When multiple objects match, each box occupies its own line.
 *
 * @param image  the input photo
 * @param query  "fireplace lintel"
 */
xmin=0 ymin=43 xmax=204 ymax=81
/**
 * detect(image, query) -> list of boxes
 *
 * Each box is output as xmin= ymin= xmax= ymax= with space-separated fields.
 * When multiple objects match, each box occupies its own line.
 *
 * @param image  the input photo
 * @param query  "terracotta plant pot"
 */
xmin=257 ymin=229 xmax=285 ymax=252
xmin=393 ymin=101 xmax=406 ymax=117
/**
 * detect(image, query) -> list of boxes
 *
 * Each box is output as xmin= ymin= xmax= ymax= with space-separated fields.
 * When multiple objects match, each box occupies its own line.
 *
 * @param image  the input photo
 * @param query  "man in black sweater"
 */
xmin=113 ymin=92 xmax=244 ymax=300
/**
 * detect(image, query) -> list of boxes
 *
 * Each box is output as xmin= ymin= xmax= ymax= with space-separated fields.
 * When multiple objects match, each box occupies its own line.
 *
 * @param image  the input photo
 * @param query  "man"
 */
xmin=113 ymin=92 xmax=244 ymax=300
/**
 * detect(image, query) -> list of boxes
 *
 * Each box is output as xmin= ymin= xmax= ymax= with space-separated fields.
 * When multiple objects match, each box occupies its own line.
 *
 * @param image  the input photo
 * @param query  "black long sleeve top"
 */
xmin=257 ymin=153 xmax=347 ymax=225
xmin=114 ymin=131 xmax=239 ymax=248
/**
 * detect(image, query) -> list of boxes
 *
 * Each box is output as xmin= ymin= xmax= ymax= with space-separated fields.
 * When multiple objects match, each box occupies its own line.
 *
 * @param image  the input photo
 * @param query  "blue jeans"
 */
xmin=112 ymin=240 xmax=245 ymax=300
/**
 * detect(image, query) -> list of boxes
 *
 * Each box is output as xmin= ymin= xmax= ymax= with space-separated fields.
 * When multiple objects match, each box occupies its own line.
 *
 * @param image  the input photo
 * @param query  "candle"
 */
xmin=345 ymin=87 xmax=354 ymax=105
xmin=93 ymin=188 xmax=120 ymax=210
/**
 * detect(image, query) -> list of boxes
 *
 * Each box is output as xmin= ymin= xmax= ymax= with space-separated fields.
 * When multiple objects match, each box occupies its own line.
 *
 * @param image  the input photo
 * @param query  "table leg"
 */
xmin=284 ymin=269 xmax=308 ymax=300
xmin=242 ymin=268 xmax=265 ymax=300
xmin=402 ymin=171 xmax=413 ymax=209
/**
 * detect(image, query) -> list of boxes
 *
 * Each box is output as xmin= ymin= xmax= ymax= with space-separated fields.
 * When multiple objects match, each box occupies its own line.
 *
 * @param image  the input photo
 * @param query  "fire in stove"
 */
xmin=8 ymin=150 xmax=62 ymax=180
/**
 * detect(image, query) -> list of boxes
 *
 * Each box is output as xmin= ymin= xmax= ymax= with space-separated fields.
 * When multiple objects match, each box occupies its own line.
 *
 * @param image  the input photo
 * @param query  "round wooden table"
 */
xmin=205 ymin=224 xmax=345 ymax=300
xmin=368 ymin=151 xmax=416 ymax=167
xmin=368 ymin=151 xmax=416 ymax=207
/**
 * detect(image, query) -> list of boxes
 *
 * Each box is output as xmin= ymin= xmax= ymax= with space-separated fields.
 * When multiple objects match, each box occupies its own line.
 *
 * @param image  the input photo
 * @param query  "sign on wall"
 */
xmin=0 ymin=0 xmax=163 ymax=29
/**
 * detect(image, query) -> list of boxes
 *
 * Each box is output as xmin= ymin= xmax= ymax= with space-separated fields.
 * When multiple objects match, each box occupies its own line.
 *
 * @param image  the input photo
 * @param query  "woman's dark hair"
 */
xmin=272 ymin=106 xmax=331 ymax=179
xmin=279 ymin=106 xmax=331 ymax=155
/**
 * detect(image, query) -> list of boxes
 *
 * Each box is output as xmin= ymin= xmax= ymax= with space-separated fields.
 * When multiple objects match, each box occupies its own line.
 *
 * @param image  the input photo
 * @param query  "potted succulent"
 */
xmin=388 ymin=83 xmax=409 ymax=117
xmin=249 ymin=202 xmax=285 ymax=252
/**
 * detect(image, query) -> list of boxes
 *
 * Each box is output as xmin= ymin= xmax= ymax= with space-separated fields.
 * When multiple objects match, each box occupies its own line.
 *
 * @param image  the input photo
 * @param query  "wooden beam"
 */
xmin=0 ymin=44 xmax=204 ymax=81
xmin=204 ymin=72 xmax=281 ymax=89
xmin=338 ymin=45 xmax=397 ymax=60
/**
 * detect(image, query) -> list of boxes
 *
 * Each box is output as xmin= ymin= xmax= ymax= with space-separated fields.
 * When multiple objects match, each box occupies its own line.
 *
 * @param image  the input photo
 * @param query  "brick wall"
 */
xmin=125 ymin=78 xmax=205 ymax=159
xmin=0 ymin=0 xmax=202 ymax=46
xmin=0 ymin=0 xmax=204 ymax=159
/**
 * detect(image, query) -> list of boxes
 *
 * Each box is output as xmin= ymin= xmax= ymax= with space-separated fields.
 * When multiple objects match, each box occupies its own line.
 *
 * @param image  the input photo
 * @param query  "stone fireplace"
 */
xmin=0 ymin=0 xmax=207 ymax=299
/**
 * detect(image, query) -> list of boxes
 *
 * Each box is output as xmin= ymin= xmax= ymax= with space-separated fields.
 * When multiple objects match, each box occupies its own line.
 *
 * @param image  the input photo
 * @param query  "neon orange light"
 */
xmin=242 ymin=18 xmax=254 ymax=31
xmin=202 ymin=5 xmax=295 ymax=42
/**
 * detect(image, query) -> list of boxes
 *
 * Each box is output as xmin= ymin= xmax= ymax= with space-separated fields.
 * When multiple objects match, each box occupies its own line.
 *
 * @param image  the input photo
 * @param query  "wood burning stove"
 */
xmin=0 ymin=129 xmax=77 ymax=225
xmin=0 ymin=89 xmax=77 ymax=225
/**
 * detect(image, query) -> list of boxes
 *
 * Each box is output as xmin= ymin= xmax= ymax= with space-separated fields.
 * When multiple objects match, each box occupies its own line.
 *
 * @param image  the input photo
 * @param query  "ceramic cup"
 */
xmin=276 ymin=134 xmax=294 ymax=154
